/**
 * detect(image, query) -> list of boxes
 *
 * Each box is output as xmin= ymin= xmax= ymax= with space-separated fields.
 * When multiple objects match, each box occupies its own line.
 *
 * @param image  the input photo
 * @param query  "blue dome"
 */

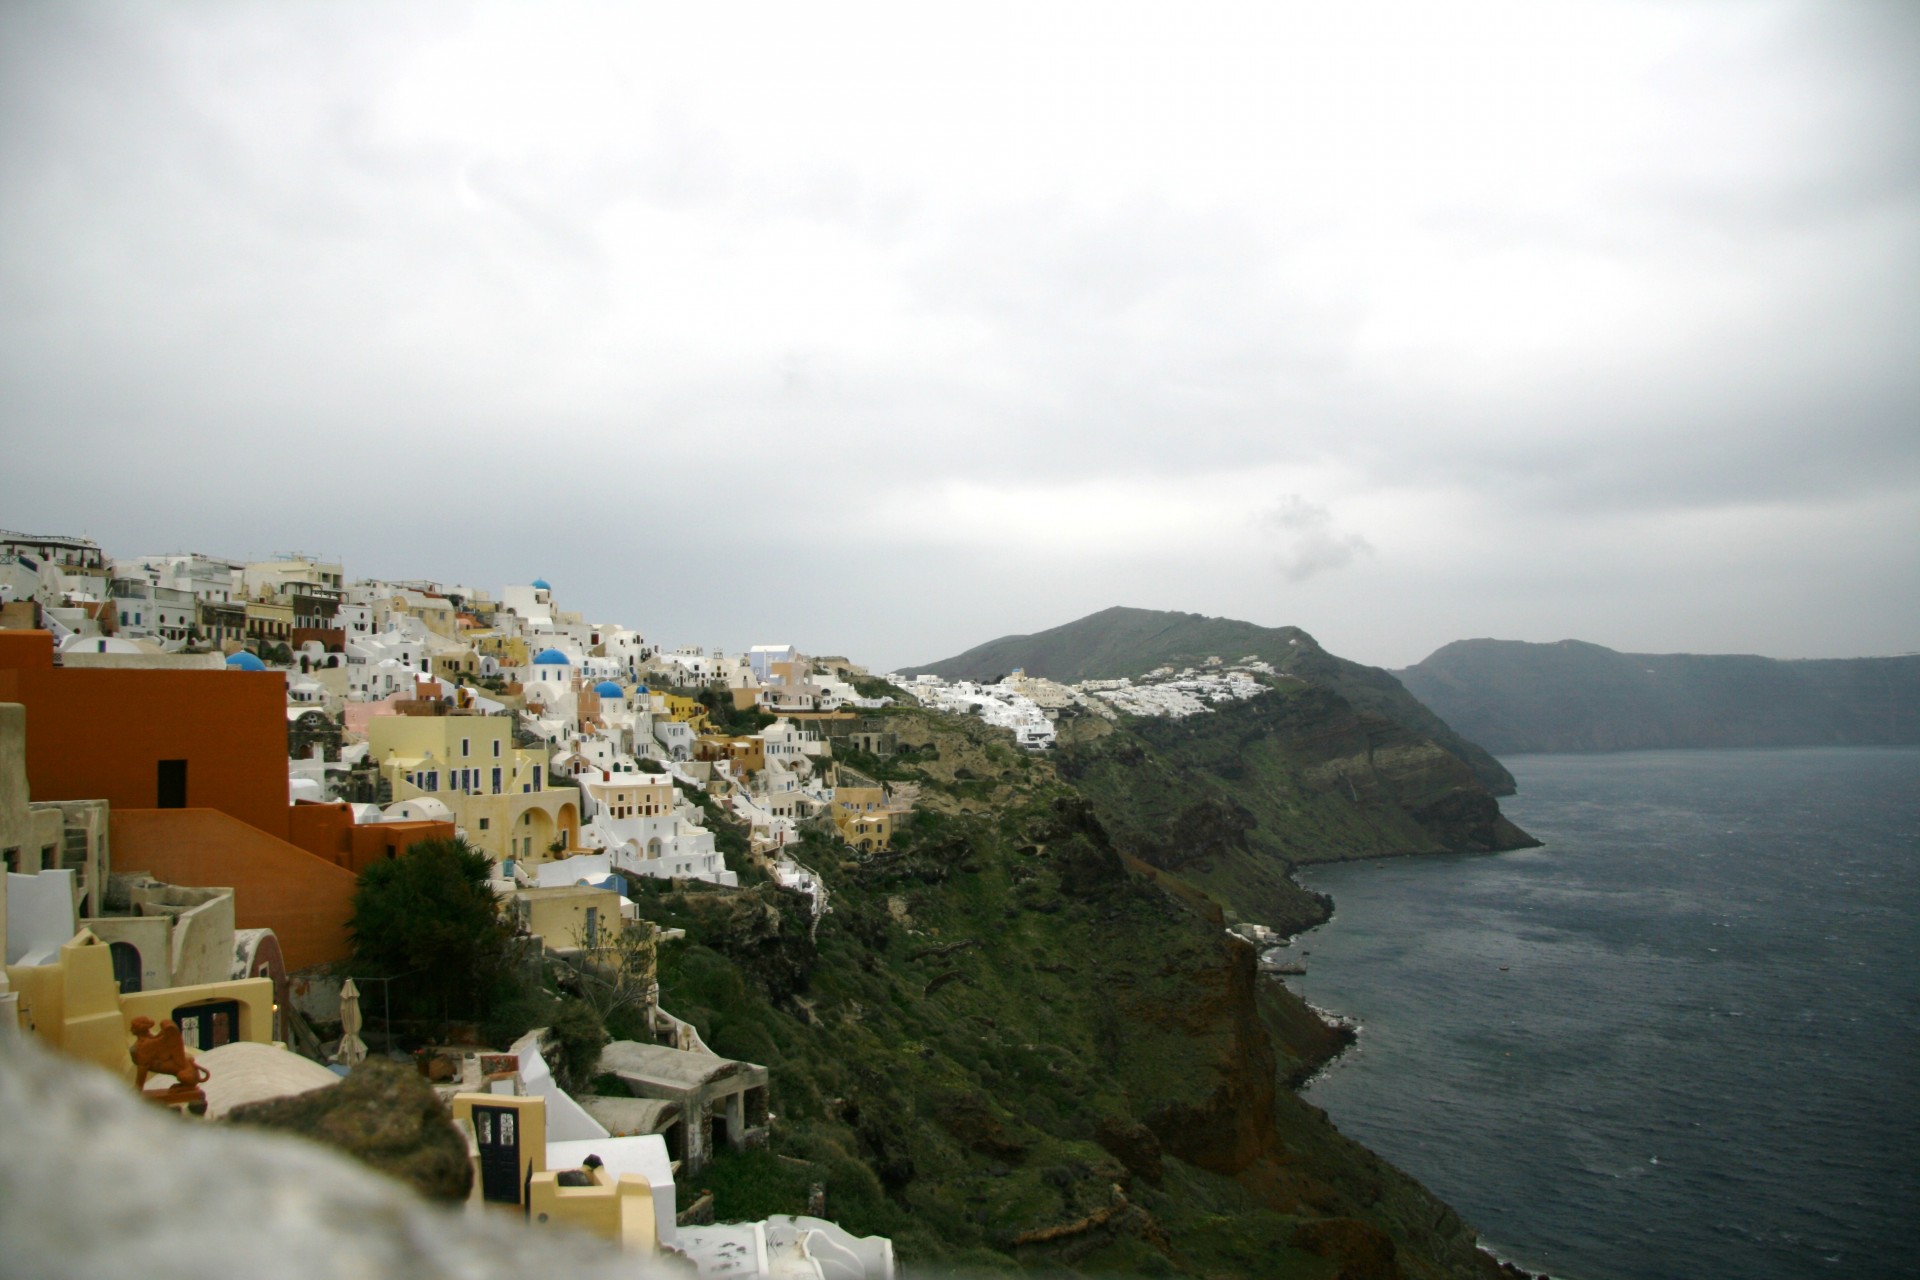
xmin=531 ymin=578 xmax=551 ymax=590
xmin=594 ymin=680 xmax=624 ymax=698
xmin=532 ymin=648 xmax=571 ymax=666
xmin=634 ymin=684 xmax=649 ymax=695
xmin=226 ymin=651 xmax=267 ymax=671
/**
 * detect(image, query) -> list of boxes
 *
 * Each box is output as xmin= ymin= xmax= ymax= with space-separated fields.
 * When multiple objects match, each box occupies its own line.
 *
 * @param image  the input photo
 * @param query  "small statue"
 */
xmin=129 ymin=1016 xmax=211 ymax=1113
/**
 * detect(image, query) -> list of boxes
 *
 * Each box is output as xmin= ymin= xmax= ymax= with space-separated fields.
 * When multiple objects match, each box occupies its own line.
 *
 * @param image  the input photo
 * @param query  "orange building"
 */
xmin=0 ymin=630 xmax=291 ymax=840
xmin=286 ymin=800 xmax=454 ymax=875
xmin=0 ymin=631 xmax=456 ymax=970
xmin=108 ymin=809 xmax=358 ymax=972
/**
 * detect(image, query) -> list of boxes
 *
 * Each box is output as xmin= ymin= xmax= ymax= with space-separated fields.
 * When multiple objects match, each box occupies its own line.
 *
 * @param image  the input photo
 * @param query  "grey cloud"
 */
xmin=1260 ymin=495 xmax=1373 ymax=582
xmin=1 ymin=2 xmax=1915 ymax=673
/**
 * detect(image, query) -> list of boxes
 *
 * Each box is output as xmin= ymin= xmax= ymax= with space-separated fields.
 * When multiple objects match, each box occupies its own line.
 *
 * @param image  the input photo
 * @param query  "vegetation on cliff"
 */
xmin=628 ymin=706 xmax=1529 ymax=1279
xmin=1396 ymin=638 xmax=1920 ymax=754
xmin=902 ymin=606 xmax=1517 ymax=795
xmin=1057 ymin=684 xmax=1535 ymax=931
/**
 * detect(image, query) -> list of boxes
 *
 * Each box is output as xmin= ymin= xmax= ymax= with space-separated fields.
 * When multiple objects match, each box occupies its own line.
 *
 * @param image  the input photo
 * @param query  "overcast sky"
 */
xmin=3 ymin=1 xmax=1915 ymax=672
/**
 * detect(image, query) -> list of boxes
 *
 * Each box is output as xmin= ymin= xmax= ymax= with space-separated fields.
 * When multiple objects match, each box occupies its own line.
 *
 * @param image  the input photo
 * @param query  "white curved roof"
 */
xmin=385 ymin=796 xmax=454 ymax=823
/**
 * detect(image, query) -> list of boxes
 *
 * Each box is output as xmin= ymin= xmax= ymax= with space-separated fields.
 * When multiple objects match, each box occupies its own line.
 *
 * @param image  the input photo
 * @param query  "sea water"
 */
xmin=1288 ymin=747 xmax=1920 ymax=1280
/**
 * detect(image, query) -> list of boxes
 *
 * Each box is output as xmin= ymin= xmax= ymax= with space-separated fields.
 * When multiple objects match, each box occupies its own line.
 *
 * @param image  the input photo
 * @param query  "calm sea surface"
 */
xmin=1288 ymin=748 xmax=1920 ymax=1280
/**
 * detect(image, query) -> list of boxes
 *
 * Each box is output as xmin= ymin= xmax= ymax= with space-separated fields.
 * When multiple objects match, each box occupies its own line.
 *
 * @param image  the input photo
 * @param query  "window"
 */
xmin=479 ymin=817 xmax=490 ymax=831
xmin=157 ymin=759 xmax=187 ymax=808
xmin=173 ymin=998 xmax=240 ymax=1051
xmin=462 ymin=738 xmax=470 ymax=757
xmin=492 ymin=767 xmax=502 ymax=793
xmin=493 ymin=739 xmax=501 ymax=758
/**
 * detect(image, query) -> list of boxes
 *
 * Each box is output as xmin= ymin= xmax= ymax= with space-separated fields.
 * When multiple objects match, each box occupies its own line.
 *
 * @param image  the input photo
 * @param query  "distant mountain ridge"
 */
xmin=1395 ymin=638 xmax=1920 ymax=755
xmin=903 ymin=606 xmax=1517 ymax=795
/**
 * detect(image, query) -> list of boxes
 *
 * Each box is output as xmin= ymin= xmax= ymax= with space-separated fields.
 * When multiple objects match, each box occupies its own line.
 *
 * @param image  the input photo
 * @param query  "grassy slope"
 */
xmin=902 ymin=606 xmax=1517 ymax=796
xmin=634 ymin=709 xmax=1514 ymax=1280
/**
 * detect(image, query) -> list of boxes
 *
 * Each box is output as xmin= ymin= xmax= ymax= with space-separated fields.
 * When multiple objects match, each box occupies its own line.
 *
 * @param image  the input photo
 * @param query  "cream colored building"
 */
xmin=386 ymin=589 xmax=460 ymax=640
xmin=370 ymin=712 xmax=531 ymax=800
xmin=510 ymin=884 xmax=623 ymax=951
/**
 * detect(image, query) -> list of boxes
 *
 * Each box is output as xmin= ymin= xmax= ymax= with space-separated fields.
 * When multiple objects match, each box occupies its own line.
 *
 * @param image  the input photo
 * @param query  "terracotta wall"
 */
xmin=110 ymin=808 xmax=356 ymax=971
xmin=287 ymin=801 xmax=454 ymax=875
xmin=0 ymin=632 xmax=290 ymax=840
xmin=0 ymin=630 xmax=55 ymax=671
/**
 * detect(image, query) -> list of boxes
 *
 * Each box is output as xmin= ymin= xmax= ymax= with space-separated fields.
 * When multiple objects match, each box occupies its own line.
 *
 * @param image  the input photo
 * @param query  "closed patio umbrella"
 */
xmin=335 ymin=977 xmax=367 ymax=1067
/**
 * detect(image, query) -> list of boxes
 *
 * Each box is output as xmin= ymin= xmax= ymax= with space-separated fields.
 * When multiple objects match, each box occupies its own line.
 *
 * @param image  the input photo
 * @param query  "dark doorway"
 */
xmin=472 ymin=1105 xmax=524 ymax=1204
xmin=109 ymin=941 xmax=143 ymax=993
xmin=157 ymin=759 xmax=187 ymax=808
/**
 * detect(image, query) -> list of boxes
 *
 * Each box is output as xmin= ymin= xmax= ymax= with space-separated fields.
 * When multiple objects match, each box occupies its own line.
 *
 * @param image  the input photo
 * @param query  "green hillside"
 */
xmin=634 ymin=706 xmax=1528 ymax=1279
xmin=904 ymin=606 xmax=1517 ymax=795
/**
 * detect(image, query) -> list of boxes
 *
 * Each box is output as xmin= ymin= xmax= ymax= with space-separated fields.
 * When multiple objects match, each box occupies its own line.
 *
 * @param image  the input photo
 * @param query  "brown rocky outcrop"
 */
xmin=1290 ymin=1218 xmax=1405 ymax=1280
xmin=225 ymin=1059 xmax=472 ymax=1201
xmin=1137 ymin=933 xmax=1279 ymax=1177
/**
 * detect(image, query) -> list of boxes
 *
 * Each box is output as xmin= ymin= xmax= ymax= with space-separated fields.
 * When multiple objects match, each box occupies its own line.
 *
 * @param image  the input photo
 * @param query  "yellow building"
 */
xmin=695 ymin=734 xmax=765 ymax=774
xmin=528 ymin=1165 xmax=657 ymax=1250
xmin=510 ymin=885 xmax=623 ymax=951
xmin=831 ymin=767 xmax=903 ymax=853
xmin=838 ymin=809 xmax=893 ymax=854
xmin=367 ymin=712 xmax=580 ymax=865
xmin=429 ymin=649 xmax=480 ymax=681
xmin=388 ymin=590 xmax=460 ymax=640
xmin=7 ymin=929 xmax=275 ymax=1081
xmin=450 ymin=1092 xmax=547 ymax=1208
xmin=654 ymin=692 xmax=710 ymax=732
xmin=243 ymin=597 xmax=294 ymax=645
xmin=370 ymin=712 xmax=529 ymax=801
xmin=471 ymin=631 xmax=532 ymax=671
xmin=463 ymin=790 xmax=583 ymax=867
xmin=449 ymin=1092 xmax=659 ymax=1252
xmin=832 ymin=781 xmax=887 ymax=815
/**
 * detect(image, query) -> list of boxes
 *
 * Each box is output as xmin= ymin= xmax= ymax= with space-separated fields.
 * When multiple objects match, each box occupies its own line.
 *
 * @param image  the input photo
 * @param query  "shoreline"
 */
xmin=1274 ymin=858 xmax=1561 ymax=1280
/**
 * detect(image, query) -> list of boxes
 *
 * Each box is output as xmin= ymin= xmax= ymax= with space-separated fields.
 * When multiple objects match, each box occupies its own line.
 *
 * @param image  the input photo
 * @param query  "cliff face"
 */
xmin=643 ymin=709 xmax=1518 ymax=1279
xmin=1058 ymin=685 xmax=1536 ymax=929
xmin=905 ymin=606 xmax=1518 ymax=795
xmin=1396 ymin=639 xmax=1920 ymax=755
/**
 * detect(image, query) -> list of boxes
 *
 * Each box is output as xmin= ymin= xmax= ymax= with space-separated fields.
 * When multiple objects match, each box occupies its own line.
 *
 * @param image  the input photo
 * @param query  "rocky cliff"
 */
xmin=636 ymin=708 xmax=1532 ymax=1279
xmin=1396 ymin=638 xmax=1920 ymax=754
xmin=1057 ymin=685 xmax=1536 ymax=931
xmin=905 ymin=605 xmax=1517 ymax=795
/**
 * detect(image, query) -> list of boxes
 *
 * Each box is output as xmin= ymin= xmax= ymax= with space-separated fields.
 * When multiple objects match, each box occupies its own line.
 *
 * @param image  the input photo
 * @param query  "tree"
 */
xmin=348 ymin=837 xmax=513 ymax=1023
xmin=560 ymin=922 xmax=659 ymax=1040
